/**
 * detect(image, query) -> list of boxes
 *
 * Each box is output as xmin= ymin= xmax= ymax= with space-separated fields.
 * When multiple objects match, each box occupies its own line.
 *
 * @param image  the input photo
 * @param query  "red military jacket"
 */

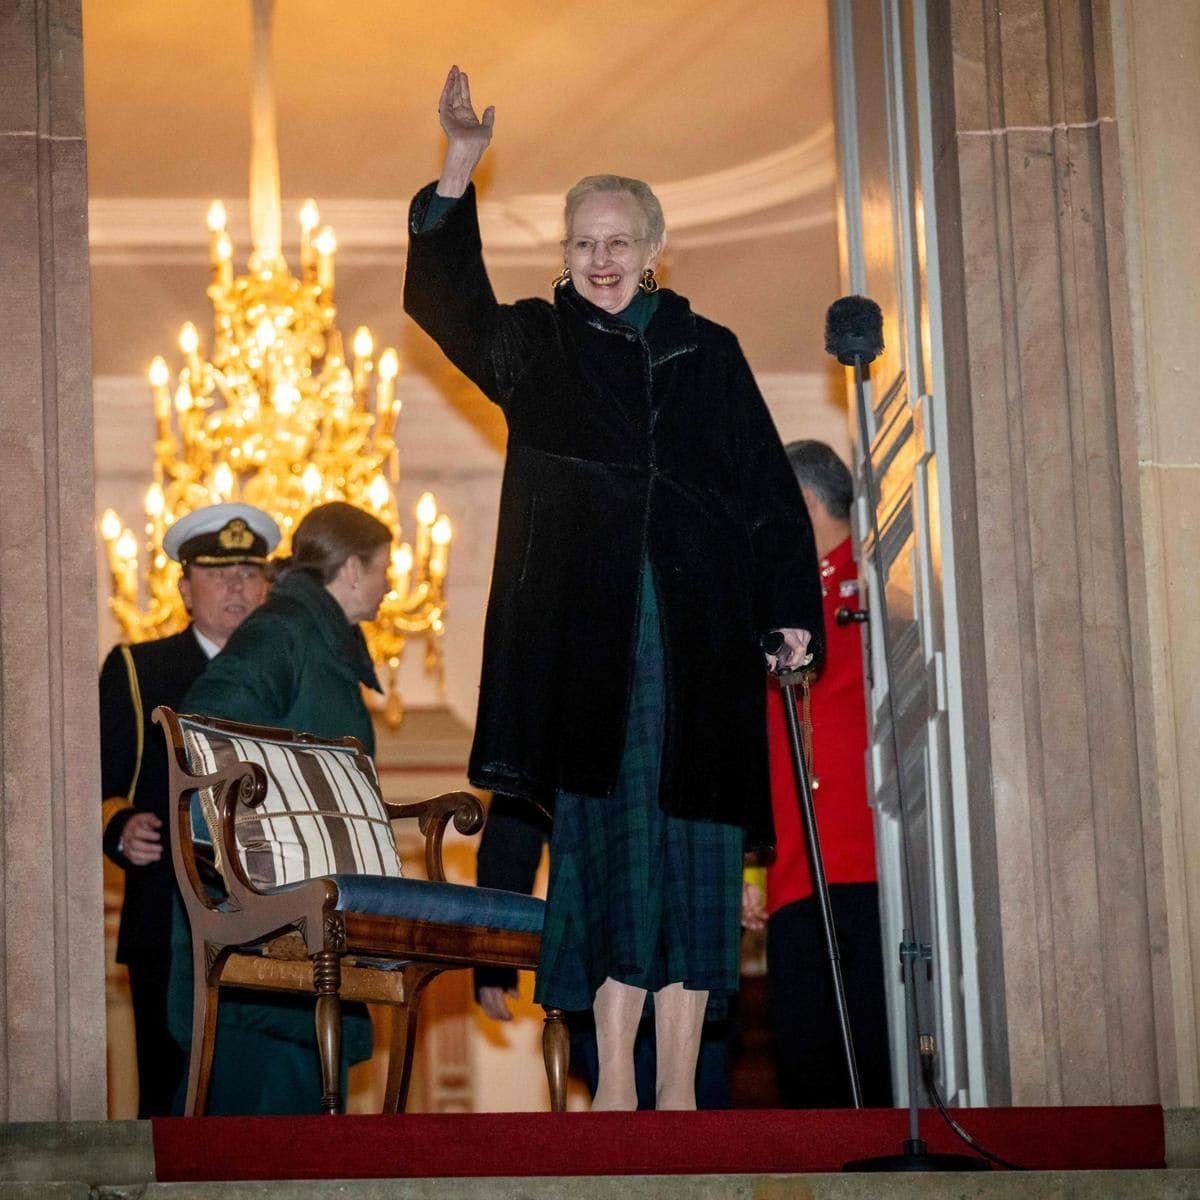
xmin=765 ymin=535 xmax=877 ymax=914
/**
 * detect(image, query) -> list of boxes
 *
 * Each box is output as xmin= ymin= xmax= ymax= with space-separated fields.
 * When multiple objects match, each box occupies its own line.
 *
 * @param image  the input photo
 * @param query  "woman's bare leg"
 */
xmin=591 ymin=977 xmax=646 ymax=1111
xmin=653 ymin=982 xmax=709 ymax=1110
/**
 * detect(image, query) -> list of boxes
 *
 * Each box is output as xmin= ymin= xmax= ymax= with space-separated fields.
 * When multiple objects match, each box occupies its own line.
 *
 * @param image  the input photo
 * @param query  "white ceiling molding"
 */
xmin=665 ymin=210 xmax=836 ymax=252
xmin=651 ymin=129 xmax=835 ymax=230
xmin=89 ymin=127 xmax=835 ymax=266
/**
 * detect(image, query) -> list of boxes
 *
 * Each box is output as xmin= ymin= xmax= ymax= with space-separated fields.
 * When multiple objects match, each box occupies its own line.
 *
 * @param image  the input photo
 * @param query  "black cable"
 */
xmin=920 ymin=1046 xmax=1027 ymax=1171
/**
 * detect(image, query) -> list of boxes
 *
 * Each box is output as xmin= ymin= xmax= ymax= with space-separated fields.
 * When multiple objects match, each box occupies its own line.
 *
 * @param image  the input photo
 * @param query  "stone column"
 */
xmin=1107 ymin=0 xmax=1200 ymax=1106
xmin=0 ymin=0 xmax=106 ymax=1118
xmin=929 ymin=0 xmax=1173 ymax=1104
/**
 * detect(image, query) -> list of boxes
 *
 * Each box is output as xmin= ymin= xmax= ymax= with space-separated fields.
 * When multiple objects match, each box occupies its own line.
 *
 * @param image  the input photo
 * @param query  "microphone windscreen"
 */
xmin=824 ymin=296 xmax=884 ymax=366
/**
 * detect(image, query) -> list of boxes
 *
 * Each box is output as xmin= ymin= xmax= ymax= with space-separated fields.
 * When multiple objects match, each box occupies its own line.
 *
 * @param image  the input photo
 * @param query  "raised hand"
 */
xmin=435 ymin=65 xmax=494 ymax=198
xmin=438 ymin=65 xmax=494 ymax=150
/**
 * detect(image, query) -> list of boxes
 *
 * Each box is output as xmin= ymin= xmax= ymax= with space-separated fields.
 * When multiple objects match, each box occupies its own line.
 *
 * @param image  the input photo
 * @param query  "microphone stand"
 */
xmin=775 ymin=666 xmax=863 ymax=1108
xmin=837 ymin=352 xmax=985 ymax=1173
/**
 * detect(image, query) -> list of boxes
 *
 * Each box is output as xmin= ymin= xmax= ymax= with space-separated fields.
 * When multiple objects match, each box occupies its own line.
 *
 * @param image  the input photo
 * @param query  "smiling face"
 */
xmin=564 ymin=191 xmax=660 ymax=315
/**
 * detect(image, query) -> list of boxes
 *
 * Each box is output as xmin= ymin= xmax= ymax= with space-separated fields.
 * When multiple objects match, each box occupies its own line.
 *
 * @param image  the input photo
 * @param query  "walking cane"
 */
xmin=774 ymin=661 xmax=863 ymax=1108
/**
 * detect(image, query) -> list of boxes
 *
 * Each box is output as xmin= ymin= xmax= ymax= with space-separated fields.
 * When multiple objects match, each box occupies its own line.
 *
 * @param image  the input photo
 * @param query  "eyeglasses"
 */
xmin=563 ymin=236 xmax=649 ymax=258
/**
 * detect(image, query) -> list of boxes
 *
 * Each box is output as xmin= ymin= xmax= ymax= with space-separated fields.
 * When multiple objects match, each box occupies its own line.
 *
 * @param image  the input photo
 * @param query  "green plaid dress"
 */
xmin=534 ymin=561 xmax=744 ymax=1017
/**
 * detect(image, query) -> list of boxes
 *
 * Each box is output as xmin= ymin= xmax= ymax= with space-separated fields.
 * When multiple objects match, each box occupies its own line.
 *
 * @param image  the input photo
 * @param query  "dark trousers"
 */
xmin=766 ymin=882 xmax=893 ymax=1108
xmin=126 ymin=954 xmax=187 ymax=1118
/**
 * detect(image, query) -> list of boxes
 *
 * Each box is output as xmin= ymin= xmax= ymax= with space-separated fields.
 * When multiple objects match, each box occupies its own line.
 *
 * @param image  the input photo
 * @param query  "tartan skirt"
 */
xmin=533 ymin=562 xmax=744 ymax=1016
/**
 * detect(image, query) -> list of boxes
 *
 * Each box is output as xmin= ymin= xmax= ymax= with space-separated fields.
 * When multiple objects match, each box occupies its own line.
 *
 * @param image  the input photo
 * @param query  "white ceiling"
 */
xmin=82 ymin=0 xmax=843 ymax=378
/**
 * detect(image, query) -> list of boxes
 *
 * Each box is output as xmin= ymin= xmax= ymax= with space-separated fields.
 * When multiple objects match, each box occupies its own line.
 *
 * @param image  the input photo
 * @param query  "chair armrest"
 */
xmin=153 ymin=705 xmax=270 ymax=914
xmin=387 ymin=791 xmax=484 ymax=882
xmin=212 ymin=759 xmax=275 ymax=908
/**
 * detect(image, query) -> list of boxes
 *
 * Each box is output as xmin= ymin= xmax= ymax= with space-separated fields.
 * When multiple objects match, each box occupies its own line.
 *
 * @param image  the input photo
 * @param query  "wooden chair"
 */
xmin=154 ymin=705 xmax=568 ymax=1115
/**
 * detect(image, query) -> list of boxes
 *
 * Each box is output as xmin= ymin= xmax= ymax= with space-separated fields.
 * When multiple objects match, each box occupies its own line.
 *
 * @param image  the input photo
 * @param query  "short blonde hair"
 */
xmin=564 ymin=175 xmax=667 ymax=247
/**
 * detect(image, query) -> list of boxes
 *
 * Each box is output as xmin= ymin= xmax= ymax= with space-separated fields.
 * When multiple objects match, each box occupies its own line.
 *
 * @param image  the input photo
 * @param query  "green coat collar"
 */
xmin=272 ymin=569 xmax=380 ymax=693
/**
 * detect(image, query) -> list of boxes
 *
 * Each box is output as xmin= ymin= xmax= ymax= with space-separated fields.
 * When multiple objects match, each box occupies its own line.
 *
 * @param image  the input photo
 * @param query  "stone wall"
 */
xmin=0 ymin=0 xmax=106 ymax=1120
xmin=928 ymin=0 xmax=1174 ymax=1103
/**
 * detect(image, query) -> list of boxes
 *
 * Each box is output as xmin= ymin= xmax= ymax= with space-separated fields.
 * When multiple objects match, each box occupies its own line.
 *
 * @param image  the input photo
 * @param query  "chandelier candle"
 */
xmin=97 ymin=0 xmax=452 ymax=727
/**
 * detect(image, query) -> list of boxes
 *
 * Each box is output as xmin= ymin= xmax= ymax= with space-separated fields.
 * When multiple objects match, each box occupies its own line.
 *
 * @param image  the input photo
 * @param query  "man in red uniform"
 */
xmin=745 ymin=440 xmax=893 ymax=1107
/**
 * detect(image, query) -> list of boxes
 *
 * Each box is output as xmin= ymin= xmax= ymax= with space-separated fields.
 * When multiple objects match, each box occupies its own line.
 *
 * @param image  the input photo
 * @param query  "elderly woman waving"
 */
xmin=405 ymin=66 xmax=824 ymax=1111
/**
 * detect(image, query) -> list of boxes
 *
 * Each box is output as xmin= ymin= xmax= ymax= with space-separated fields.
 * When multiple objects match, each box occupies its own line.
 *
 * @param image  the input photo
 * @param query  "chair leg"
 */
xmin=542 ymin=1007 xmax=569 ymax=1113
xmin=185 ymin=941 xmax=222 ymax=1117
xmin=382 ymin=965 xmax=439 ymax=1113
xmin=312 ymin=950 xmax=343 ymax=1115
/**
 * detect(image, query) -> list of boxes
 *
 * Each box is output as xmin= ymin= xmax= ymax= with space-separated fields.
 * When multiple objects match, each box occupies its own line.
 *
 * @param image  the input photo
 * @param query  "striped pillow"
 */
xmin=179 ymin=717 xmax=403 ymax=889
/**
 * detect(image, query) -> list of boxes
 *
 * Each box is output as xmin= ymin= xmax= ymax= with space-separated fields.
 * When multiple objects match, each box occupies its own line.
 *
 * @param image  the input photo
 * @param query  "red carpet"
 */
xmin=152 ymin=1106 xmax=1164 ymax=1181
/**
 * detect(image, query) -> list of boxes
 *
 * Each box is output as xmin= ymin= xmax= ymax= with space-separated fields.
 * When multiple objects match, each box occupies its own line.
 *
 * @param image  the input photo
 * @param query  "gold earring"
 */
xmin=639 ymin=266 xmax=659 ymax=294
xmin=552 ymin=264 xmax=572 ymax=289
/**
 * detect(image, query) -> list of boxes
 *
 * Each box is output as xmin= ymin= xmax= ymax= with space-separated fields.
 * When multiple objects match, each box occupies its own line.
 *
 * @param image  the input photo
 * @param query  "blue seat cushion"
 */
xmin=312 ymin=875 xmax=545 ymax=935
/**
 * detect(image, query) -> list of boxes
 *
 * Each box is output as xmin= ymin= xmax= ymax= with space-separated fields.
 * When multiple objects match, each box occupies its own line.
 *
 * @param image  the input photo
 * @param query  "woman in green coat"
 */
xmin=167 ymin=501 xmax=392 ymax=1114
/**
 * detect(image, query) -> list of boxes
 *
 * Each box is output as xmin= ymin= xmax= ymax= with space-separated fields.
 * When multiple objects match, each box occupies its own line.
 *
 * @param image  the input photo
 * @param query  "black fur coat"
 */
xmin=404 ymin=183 xmax=823 ymax=848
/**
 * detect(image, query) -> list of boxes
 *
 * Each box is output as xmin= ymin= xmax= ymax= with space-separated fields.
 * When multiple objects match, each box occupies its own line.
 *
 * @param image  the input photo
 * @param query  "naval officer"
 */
xmin=99 ymin=501 xmax=280 ymax=1117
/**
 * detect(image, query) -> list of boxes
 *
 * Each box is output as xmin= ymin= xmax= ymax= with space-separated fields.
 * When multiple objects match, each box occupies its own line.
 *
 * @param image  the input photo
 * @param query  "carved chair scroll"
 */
xmin=154 ymin=705 xmax=568 ymax=1115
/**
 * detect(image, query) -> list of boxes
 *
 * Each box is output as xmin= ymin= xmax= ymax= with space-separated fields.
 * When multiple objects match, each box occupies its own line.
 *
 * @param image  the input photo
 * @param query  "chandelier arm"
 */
xmin=97 ymin=0 xmax=454 ymax=730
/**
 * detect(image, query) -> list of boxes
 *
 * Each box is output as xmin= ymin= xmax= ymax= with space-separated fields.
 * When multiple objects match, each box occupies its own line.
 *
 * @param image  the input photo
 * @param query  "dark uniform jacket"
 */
xmin=404 ymin=183 xmax=824 ymax=849
xmin=100 ymin=626 xmax=210 ymax=961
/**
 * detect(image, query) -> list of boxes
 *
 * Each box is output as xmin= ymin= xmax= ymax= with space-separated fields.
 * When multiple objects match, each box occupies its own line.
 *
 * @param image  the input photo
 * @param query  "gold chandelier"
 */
xmin=98 ymin=0 xmax=450 ymax=727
